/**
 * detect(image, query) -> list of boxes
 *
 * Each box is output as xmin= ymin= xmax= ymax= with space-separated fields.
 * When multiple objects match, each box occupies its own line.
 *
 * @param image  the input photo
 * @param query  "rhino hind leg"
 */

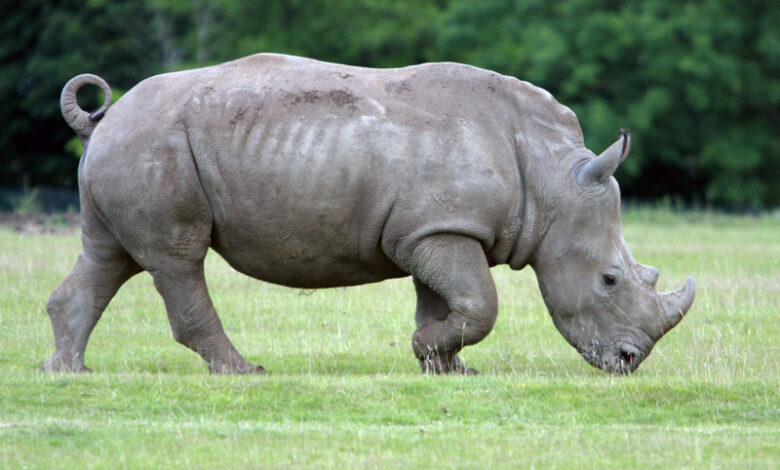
xmin=408 ymin=234 xmax=498 ymax=375
xmin=117 ymin=197 xmax=265 ymax=374
xmin=149 ymin=257 xmax=266 ymax=375
xmin=43 ymin=207 xmax=142 ymax=372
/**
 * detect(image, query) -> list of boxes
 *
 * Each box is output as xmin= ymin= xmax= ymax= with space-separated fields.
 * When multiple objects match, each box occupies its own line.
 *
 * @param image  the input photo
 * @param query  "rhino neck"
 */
xmin=506 ymin=141 xmax=584 ymax=271
xmin=502 ymin=83 xmax=587 ymax=270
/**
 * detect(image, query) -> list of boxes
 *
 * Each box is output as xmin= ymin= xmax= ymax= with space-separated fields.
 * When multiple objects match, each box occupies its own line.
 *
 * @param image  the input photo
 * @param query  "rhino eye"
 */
xmin=602 ymin=274 xmax=617 ymax=287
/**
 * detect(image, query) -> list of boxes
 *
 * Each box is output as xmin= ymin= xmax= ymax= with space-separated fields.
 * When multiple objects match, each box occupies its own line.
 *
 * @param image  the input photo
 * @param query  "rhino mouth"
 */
xmin=580 ymin=342 xmax=646 ymax=375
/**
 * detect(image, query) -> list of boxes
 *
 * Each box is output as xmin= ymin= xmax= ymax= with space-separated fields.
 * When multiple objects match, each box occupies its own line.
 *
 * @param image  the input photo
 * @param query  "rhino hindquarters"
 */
xmin=82 ymin=119 xmax=265 ymax=374
xmin=407 ymin=234 xmax=498 ymax=374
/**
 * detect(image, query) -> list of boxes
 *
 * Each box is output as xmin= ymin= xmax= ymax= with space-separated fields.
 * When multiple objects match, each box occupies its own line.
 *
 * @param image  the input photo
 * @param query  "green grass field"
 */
xmin=1 ymin=210 xmax=778 ymax=469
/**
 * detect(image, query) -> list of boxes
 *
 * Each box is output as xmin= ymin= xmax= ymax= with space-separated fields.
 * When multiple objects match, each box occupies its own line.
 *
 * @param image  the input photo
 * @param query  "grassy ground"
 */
xmin=1 ymin=210 xmax=778 ymax=468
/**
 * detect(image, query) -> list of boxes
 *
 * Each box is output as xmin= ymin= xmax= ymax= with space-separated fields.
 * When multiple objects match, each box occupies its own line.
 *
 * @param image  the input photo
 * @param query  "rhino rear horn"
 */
xmin=577 ymin=129 xmax=631 ymax=186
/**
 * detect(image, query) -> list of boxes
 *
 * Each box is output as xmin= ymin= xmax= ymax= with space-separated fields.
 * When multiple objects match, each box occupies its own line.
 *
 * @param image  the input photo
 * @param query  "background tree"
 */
xmin=1 ymin=0 xmax=777 ymax=209
xmin=0 ymin=0 xmax=159 ymax=188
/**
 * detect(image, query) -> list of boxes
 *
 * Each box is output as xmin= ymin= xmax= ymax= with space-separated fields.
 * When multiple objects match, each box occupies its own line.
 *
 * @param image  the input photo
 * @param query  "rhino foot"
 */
xmin=420 ymin=354 xmax=479 ymax=375
xmin=41 ymin=352 xmax=92 ymax=373
xmin=208 ymin=361 xmax=268 ymax=375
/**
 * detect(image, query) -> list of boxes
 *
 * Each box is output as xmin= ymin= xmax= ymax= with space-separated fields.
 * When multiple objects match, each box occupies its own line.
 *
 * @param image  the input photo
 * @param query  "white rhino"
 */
xmin=45 ymin=54 xmax=695 ymax=375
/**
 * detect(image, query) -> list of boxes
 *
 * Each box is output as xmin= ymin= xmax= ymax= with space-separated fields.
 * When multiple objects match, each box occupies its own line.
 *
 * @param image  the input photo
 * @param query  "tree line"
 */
xmin=1 ymin=0 xmax=777 ymax=209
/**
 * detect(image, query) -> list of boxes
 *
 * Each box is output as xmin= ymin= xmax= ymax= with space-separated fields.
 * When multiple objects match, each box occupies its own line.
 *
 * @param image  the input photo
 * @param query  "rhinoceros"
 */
xmin=44 ymin=53 xmax=695 ymax=375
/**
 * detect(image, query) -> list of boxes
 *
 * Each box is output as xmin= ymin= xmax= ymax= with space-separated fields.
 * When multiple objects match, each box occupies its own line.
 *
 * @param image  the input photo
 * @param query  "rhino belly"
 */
xmin=207 ymin=193 xmax=406 ymax=288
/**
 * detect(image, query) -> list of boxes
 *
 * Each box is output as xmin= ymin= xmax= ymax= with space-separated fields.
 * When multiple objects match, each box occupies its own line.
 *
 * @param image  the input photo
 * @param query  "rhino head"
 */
xmin=530 ymin=130 xmax=695 ymax=374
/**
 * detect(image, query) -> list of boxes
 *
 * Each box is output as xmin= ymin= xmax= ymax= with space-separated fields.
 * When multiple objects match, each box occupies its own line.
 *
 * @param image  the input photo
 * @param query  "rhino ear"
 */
xmin=577 ymin=129 xmax=631 ymax=186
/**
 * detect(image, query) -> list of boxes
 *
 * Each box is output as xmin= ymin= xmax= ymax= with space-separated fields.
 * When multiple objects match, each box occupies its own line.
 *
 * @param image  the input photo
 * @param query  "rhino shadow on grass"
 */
xmin=43 ymin=54 xmax=695 ymax=376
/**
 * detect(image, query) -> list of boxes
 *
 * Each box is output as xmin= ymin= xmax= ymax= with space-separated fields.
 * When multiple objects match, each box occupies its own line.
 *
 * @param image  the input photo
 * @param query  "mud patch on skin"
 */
xmin=385 ymin=80 xmax=412 ymax=94
xmin=328 ymin=89 xmax=360 ymax=107
xmin=289 ymin=89 xmax=360 ymax=108
xmin=293 ymin=90 xmax=323 ymax=105
xmin=486 ymin=73 xmax=503 ymax=93
xmin=230 ymin=104 xmax=264 ymax=126
xmin=329 ymin=71 xmax=354 ymax=80
xmin=230 ymin=105 xmax=249 ymax=126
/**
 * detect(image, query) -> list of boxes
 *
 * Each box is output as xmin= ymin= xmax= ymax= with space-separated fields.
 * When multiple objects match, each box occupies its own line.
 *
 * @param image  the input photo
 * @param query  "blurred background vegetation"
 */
xmin=1 ymin=0 xmax=777 ymax=211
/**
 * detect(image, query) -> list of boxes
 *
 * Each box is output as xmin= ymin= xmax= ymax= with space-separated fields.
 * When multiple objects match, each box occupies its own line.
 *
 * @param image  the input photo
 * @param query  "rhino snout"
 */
xmin=580 ymin=341 xmax=647 ymax=375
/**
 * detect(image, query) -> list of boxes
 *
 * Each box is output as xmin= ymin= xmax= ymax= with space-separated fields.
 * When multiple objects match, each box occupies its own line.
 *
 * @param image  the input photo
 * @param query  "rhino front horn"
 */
xmin=577 ymin=129 xmax=631 ymax=186
xmin=660 ymin=277 xmax=696 ymax=335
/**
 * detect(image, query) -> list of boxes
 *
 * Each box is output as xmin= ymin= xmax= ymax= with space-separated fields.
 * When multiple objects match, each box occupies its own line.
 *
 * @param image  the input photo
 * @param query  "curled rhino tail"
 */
xmin=60 ymin=73 xmax=112 ymax=141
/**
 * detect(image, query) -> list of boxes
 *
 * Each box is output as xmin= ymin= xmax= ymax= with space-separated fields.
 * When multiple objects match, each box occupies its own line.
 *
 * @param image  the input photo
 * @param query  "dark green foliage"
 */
xmin=0 ymin=0 xmax=159 ymax=188
xmin=431 ymin=0 xmax=780 ymax=208
xmin=1 ymin=0 xmax=777 ymax=208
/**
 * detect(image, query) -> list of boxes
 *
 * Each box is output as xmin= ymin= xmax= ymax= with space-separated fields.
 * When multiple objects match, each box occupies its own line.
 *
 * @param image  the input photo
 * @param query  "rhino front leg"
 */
xmin=150 ymin=260 xmax=266 ymax=375
xmin=413 ymin=278 xmax=479 ymax=374
xmin=407 ymin=234 xmax=498 ymax=375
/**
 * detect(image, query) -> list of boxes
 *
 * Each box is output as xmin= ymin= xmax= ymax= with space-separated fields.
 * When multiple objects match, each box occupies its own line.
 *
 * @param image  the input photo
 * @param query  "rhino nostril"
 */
xmin=618 ymin=344 xmax=642 ymax=372
xmin=619 ymin=349 xmax=634 ymax=365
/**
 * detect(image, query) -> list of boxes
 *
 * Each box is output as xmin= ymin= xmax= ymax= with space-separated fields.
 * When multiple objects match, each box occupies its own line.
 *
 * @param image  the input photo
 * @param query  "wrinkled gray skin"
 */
xmin=44 ymin=54 xmax=695 ymax=376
